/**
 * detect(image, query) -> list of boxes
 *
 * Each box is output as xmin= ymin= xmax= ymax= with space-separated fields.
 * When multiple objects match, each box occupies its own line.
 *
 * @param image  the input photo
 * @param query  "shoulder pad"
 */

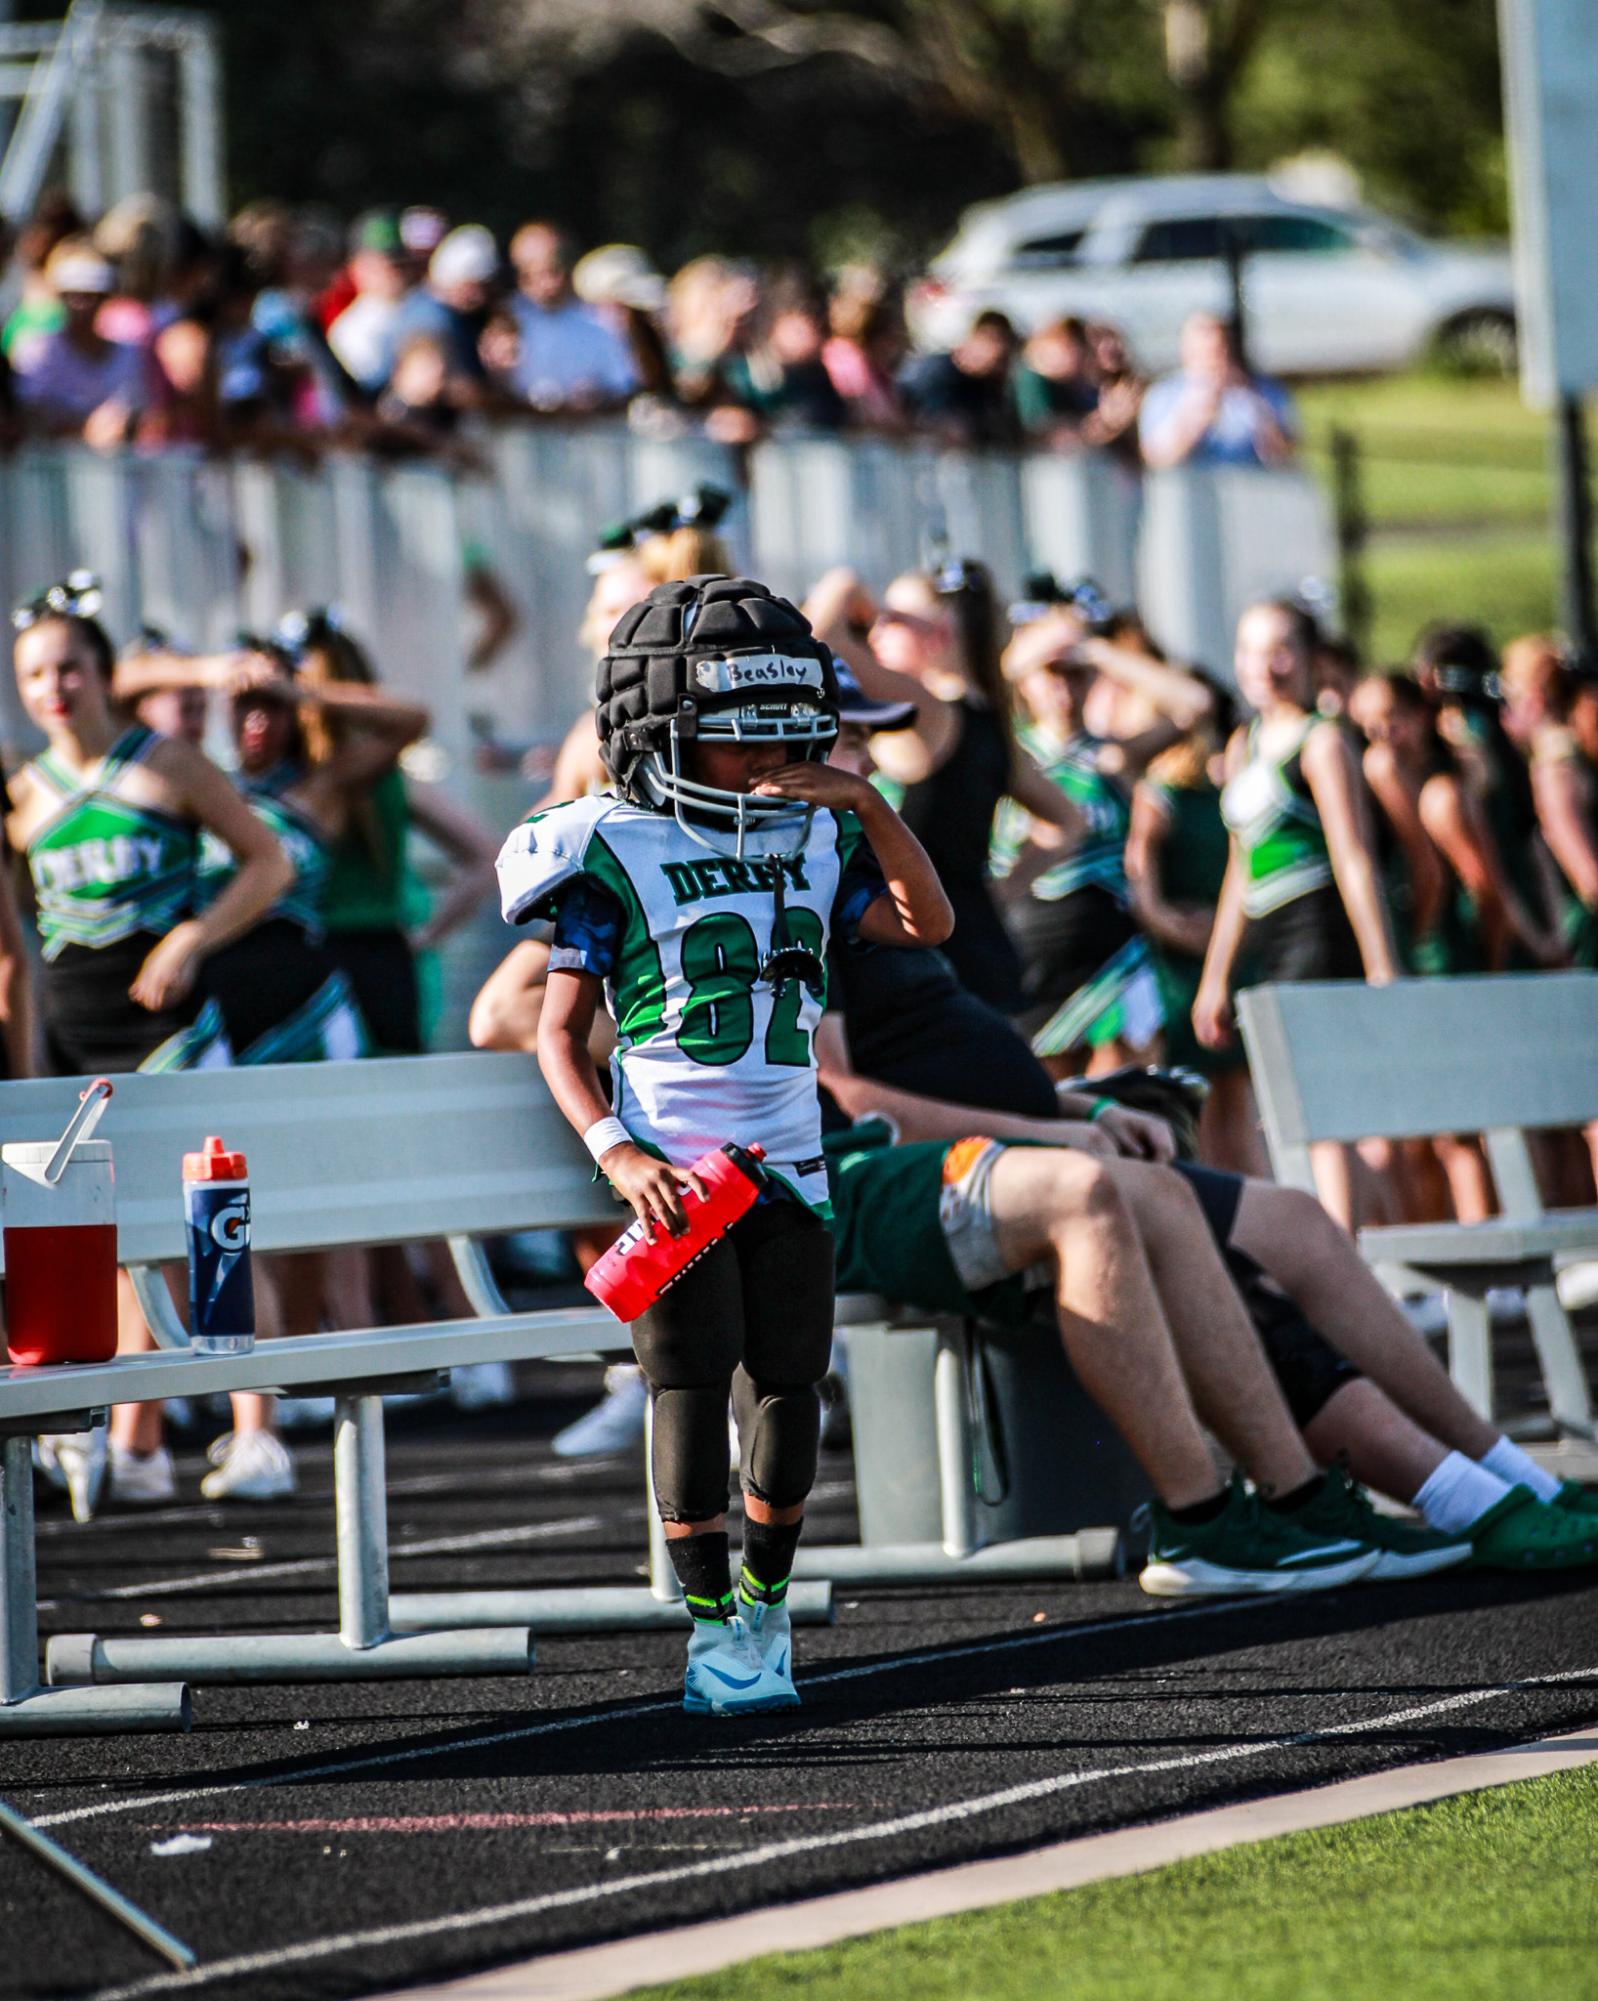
xmin=496 ymin=795 xmax=615 ymax=926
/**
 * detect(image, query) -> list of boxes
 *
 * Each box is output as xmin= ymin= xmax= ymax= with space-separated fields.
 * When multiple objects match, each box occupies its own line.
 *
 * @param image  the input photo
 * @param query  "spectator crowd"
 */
xmin=0 ymin=190 xmax=1299 ymax=469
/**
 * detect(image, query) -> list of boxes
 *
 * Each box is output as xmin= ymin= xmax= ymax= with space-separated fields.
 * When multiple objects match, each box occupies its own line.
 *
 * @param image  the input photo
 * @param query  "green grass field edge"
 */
xmin=624 ymin=1764 xmax=1598 ymax=2001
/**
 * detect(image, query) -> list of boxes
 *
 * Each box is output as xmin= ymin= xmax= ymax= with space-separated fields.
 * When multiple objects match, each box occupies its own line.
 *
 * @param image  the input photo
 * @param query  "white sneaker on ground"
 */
xmin=739 ymin=1596 xmax=797 ymax=1703
xmin=37 ymin=1430 xmax=107 ymax=1522
xmin=1402 ymin=1293 xmax=1450 ymax=1338
xmin=683 ymin=1614 xmax=799 ymax=1717
xmin=451 ymin=1361 xmax=516 ymax=1411
xmin=108 ymin=1442 xmax=177 ymax=1506
xmin=200 ymin=1429 xmax=296 ymax=1502
xmin=552 ymin=1366 xmax=647 ymax=1458
xmin=1556 ymin=1259 xmax=1598 ymax=1313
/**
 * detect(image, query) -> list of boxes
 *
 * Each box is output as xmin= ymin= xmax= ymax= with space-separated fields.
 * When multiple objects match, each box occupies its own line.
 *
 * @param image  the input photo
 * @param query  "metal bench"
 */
xmin=2 ymin=1054 xmax=1114 ymax=1735
xmin=1238 ymin=973 xmax=1598 ymax=1440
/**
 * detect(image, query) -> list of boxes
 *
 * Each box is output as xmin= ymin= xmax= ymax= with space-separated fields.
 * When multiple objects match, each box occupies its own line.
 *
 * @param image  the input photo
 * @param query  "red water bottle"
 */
xmin=584 ymin=1142 xmax=767 ymax=1322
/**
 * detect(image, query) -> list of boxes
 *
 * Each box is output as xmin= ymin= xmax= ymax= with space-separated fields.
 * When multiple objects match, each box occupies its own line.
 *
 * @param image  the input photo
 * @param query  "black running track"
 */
xmin=6 ymin=1357 xmax=1597 ymax=2001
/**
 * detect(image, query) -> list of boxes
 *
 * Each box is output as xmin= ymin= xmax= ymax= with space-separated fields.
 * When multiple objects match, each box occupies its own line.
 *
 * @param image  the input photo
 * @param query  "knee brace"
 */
xmin=648 ymin=1383 xmax=733 ymax=1524
xmin=737 ymin=1380 xmax=821 ymax=1510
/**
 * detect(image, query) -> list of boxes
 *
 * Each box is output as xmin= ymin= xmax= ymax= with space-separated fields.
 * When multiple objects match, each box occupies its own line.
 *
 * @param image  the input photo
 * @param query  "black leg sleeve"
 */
xmin=631 ymin=1232 xmax=743 ymax=1525
xmin=735 ymin=1203 xmax=835 ymax=1510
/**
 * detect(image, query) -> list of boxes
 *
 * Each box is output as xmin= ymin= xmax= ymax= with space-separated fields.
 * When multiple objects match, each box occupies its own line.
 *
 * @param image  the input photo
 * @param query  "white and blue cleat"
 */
xmin=683 ymin=1612 xmax=800 ymax=1716
xmin=740 ymin=1596 xmax=797 ymax=1702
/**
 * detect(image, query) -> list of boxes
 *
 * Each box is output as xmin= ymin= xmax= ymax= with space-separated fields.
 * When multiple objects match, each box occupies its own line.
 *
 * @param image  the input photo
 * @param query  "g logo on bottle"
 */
xmin=209 ymin=1199 xmax=251 ymax=1253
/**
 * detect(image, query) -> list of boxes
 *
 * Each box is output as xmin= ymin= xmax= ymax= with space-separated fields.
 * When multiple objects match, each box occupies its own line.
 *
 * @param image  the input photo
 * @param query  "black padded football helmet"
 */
xmin=596 ymin=574 xmax=839 ymax=857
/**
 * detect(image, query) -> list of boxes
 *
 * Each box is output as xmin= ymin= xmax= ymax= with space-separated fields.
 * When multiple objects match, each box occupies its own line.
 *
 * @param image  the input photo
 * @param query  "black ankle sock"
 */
xmin=666 ymin=1528 xmax=734 ymax=1624
xmin=1263 ymin=1475 xmax=1325 ymax=1515
xmin=1165 ymin=1488 xmax=1228 ymax=1527
xmin=739 ymin=1516 xmax=803 ymax=1605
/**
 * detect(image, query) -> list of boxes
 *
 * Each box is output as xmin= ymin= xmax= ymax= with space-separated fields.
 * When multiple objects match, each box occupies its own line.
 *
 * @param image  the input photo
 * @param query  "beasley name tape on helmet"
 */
xmin=692 ymin=654 xmax=828 ymax=696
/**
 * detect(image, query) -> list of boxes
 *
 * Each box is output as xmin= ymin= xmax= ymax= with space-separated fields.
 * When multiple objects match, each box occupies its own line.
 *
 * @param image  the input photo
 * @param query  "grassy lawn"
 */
xmin=628 ymin=1766 xmax=1598 ymax=2001
xmin=1291 ymin=373 xmax=1596 ymax=660
xmin=1299 ymin=376 xmax=1551 ymax=529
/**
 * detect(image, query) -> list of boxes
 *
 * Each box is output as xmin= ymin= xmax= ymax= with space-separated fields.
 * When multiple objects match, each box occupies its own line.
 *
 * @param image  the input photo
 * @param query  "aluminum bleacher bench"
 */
xmin=1 ymin=1054 xmax=1115 ymax=1737
xmin=1238 ymin=972 xmax=1598 ymax=1442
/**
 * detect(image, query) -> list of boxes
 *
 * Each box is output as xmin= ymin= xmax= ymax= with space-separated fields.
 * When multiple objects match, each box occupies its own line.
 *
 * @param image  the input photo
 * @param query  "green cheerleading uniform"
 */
xmin=1375 ymin=763 xmax=1479 ymax=980
xmin=990 ymin=726 xmax=1163 ymax=1059
xmin=1220 ymin=716 xmax=1362 ymax=982
xmin=1142 ymin=776 xmax=1250 ymax=1074
xmin=1451 ymin=704 xmax=1546 ymax=969
xmin=321 ymin=765 xmax=422 ymax=1054
xmin=22 ymin=723 xmax=227 ymax=1075
xmin=196 ymin=762 xmax=368 ymax=1064
xmin=1531 ymin=728 xmax=1598 ymax=969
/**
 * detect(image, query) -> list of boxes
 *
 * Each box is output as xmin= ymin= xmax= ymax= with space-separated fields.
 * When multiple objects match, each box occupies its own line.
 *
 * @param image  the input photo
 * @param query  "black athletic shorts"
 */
xmin=324 ymin=924 xmax=422 ymax=1055
xmin=202 ymin=917 xmax=343 ymax=1058
xmin=41 ymin=933 xmax=211 ymax=1076
xmin=1175 ymin=1160 xmax=1363 ymax=1427
xmin=1242 ymin=885 xmax=1362 ymax=986
xmin=1008 ymin=882 xmax=1140 ymax=1016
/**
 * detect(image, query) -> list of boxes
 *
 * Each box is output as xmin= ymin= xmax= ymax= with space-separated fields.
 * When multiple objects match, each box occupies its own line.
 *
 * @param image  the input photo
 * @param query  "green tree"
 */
xmin=17 ymin=0 xmax=1507 ymax=257
xmin=1231 ymin=0 xmax=1507 ymax=233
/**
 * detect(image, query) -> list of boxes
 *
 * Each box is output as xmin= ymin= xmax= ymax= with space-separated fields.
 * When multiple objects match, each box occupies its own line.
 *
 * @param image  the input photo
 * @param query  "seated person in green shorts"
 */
xmin=815 ymin=684 xmax=1598 ymax=1581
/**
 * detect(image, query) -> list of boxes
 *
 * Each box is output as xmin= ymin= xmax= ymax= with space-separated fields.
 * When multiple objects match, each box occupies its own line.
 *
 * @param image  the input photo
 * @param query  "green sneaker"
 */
xmin=1470 ymin=1486 xmax=1598 ymax=1569
xmin=1553 ymin=1478 xmax=1598 ymax=1519
xmin=1290 ymin=1462 xmax=1472 ymax=1582
xmin=1139 ymin=1478 xmax=1381 ymax=1599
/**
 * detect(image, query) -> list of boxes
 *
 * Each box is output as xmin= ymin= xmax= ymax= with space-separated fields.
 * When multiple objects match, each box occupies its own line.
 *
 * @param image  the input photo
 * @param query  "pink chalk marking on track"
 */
xmin=156 ymin=1805 xmax=853 ymax=1834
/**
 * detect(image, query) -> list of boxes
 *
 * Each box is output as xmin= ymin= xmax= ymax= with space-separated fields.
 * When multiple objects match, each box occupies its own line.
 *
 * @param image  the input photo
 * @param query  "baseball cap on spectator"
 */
xmin=573 ymin=243 xmax=665 ymax=313
xmin=351 ymin=208 xmax=403 ymax=257
xmin=430 ymin=225 xmax=498 ymax=291
xmin=45 ymin=244 xmax=115 ymax=295
xmin=833 ymin=657 xmax=917 ymax=730
xmin=400 ymin=206 xmax=448 ymax=258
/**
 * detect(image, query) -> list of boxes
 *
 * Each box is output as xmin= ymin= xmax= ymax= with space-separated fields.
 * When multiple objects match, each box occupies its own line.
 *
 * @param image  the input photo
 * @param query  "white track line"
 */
xmin=32 ymin=1597 xmax=1279 ymax=1831
xmin=44 ymin=1516 xmax=606 ymax=1604
xmin=83 ymin=1664 xmax=1598 ymax=2001
xmin=396 ymin=1725 xmax=1598 ymax=2001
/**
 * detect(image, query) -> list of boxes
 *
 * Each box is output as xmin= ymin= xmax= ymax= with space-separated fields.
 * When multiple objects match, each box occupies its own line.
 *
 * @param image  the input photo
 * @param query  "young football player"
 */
xmin=496 ymin=576 xmax=952 ymax=1715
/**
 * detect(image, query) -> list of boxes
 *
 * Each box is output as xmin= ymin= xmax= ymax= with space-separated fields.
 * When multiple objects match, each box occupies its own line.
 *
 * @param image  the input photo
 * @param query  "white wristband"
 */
xmin=583 ymin=1116 xmax=632 ymax=1164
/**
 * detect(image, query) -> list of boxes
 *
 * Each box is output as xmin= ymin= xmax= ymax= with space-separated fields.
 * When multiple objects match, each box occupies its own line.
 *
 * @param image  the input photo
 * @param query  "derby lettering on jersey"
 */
xmin=661 ymin=854 xmax=811 ymax=908
xmin=34 ymin=833 xmax=169 ymax=893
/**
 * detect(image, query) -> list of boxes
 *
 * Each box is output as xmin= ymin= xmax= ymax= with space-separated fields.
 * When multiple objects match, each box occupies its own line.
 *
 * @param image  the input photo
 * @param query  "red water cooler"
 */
xmin=3 ymin=1080 xmax=118 ymax=1368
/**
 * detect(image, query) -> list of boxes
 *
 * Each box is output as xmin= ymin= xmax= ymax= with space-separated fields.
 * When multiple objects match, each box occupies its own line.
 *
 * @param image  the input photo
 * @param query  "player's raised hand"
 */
xmin=751 ymin=761 xmax=875 ymax=811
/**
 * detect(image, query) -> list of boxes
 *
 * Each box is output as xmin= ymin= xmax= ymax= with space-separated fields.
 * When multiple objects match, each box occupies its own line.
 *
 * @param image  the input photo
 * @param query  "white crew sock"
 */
xmin=1413 ymin=1451 xmax=1512 ymax=1535
xmin=1479 ymin=1435 xmax=1561 ymax=1504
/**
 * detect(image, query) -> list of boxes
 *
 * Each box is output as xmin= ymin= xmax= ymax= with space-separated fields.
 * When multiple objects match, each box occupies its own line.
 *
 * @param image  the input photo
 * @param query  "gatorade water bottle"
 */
xmin=584 ymin=1142 xmax=766 ymax=1323
xmin=184 ymin=1136 xmax=255 ymax=1355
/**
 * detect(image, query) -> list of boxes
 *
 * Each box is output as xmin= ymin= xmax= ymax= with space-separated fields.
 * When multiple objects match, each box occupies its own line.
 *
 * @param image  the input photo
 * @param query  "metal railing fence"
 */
xmin=0 ymin=429 xmax=1333 ymax=1048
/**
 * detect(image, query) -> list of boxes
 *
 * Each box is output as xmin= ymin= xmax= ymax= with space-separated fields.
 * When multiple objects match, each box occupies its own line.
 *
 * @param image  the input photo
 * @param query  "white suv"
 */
xmin=908 ymin=174 xmax=1516 ymax=377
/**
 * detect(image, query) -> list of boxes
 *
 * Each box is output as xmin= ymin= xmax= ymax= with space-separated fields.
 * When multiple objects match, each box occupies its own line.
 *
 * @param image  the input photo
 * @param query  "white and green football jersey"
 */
xmin=498 ymin=795 xmax=881 ymax=1215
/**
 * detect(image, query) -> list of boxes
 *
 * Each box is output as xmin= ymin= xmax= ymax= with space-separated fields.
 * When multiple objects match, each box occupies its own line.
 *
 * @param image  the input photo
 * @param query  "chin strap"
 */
xmin=759 ymin=868 xmax=826 ymax=1002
